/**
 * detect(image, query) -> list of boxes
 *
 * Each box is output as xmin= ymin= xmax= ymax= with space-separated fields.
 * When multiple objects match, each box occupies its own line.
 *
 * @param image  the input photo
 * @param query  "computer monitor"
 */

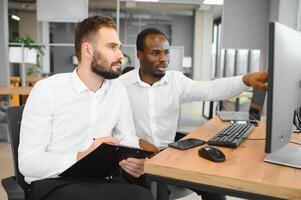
xmin=264 ymin=22 xmax=301 ymax=168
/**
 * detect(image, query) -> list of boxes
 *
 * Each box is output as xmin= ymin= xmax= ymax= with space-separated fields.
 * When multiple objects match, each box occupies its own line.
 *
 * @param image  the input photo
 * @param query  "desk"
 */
xmin=145 ymin=117 xmax=301 ymax=200
xmin=26 ymin=76 xmax=44 ymax=86
xmin=0 ymin=87 xmax=32 ymax=105
xmin=0 ymin=86 xmax=32 ymax=95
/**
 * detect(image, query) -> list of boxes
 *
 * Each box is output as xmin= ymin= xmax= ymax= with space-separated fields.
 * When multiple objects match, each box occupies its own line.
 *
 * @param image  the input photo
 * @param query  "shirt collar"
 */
xmin=72 ymin=68 xmax=89 ymax=93
xmin=131 ymin=68 xmax=169 ymax=87
xmin=71 ymin=68 xmax=110 ymax=95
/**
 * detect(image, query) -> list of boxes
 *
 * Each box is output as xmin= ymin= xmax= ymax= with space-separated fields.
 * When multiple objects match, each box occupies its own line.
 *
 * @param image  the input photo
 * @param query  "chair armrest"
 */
xmin=1 ymin=176 xmax=26 ymax=200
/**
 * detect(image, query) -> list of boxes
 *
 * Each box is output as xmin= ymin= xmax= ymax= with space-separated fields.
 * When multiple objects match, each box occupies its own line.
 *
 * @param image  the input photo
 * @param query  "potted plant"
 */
xmin=123 ymin=53 xmax=132 ymax=66
xmin=9 ymin=36 xmax=45 ymax=76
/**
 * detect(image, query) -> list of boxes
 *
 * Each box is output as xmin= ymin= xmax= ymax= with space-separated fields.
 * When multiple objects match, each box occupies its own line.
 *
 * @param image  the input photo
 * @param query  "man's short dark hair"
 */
xmin=75 ymin=16 xmax=116 ymax=62
xmin=136 ymin=28 xmax=168 ymax=52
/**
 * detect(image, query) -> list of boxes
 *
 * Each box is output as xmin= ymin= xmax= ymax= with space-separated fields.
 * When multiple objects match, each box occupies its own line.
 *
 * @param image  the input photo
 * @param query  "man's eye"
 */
xmin=151 ymin=52 xmax=159 ymax=56
xmin=108 ymin=45 xmax=119 ymax=50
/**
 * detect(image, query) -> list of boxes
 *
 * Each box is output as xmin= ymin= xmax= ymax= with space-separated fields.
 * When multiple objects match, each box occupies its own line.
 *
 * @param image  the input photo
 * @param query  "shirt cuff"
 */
xmin=239 ymin=75 xmax=250 ymax=90
xmin=59 ymin=152 xmax=78 ymax=173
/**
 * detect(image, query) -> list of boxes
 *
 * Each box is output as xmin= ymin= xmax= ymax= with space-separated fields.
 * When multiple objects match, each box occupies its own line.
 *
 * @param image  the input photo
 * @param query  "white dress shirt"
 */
xmin=19 ymin=69 xmax=139 ymax=183
xmin=118 ymin=69 xmax=249 ymax=149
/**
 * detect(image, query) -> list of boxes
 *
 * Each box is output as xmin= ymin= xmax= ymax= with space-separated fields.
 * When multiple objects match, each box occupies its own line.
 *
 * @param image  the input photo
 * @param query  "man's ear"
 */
xmin=82 ymin=42 xmax=93 ymax=60
xmin=137 ymin=51 xmax=143 ymax=60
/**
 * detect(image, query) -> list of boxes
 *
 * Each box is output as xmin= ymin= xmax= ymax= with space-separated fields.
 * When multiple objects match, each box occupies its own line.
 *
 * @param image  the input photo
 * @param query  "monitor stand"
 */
xmin=264 ymin=146 xmax=301 ymax=169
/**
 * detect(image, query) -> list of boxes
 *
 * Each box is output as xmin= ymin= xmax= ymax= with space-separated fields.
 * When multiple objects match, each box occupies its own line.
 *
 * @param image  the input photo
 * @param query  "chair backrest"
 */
xmin=6 ymin=105 xmax=29 ymax=191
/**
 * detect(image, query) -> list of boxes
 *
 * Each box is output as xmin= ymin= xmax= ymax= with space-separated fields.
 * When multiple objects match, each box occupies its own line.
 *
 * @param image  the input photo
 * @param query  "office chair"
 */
xmin=1 ymin=105 xmax=29 ymax=200
xmin=0 ymin=102 xmax=9 ymax=141
xmin=294 ymin=107 xmax=301 ymax=132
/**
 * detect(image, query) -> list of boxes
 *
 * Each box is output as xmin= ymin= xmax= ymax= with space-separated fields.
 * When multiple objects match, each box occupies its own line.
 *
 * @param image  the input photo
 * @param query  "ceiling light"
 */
xmin=132 ymin=22 xmax=148 ymax=26
xmin=132 ymin=14 xmax=151 ymax=19
xmin=11 ymin=15 xmax=20 ymax=21
xmin=203 ymin=0 xmax=223 ymax=5
xmin=134 ymin=0 xmax=159 ymax=2
xmin=125 ymin=2 xmax=137 ymax=8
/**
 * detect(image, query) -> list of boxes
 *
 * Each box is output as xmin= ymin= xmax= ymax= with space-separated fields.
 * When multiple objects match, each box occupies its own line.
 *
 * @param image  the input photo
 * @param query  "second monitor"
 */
xmin=264 ymin=22 xmax=301 ymax=169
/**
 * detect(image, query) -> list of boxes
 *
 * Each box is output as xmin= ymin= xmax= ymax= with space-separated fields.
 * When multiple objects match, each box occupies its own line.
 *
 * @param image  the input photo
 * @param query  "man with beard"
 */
xmin=118 ymin=28 xmax=268 ymax=200
xmin=18 ymin=16 xmax=154 ymax=200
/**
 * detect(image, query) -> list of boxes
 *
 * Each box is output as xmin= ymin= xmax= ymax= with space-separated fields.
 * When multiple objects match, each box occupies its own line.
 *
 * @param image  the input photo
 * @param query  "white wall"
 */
xmin=269 ymin=0 xmax=279 ymax=22
xmin=193 ymin=9 xmax=213 ymax=81
xmin=201 ymin=11 xmax=213 ymax=81
xmin=268 ymin=0 xmax=301 ymax=33
xmin=37 ymin=0 xmax=88 ymax=23
xmin=222 ymin=0 xmax=271 ymax=72
xmin=298 ymin=0 xmax=301 ymax=31
xmin=222 ymin=0 xmax=269 ymax=51
xmin=278 ymin=0 xmax=299 ymax=29
xmin=0 ymin=0 xmax=9 ymax=87
xmin=172 ymin=15 xmax=194 ymax=57
xmin=19 ymin=11 xmax=37 ymax=41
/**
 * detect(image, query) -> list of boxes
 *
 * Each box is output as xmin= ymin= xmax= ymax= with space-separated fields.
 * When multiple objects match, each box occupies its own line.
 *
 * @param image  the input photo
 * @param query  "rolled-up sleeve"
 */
xmin=18 ymin=82 xmax=77 ymax=183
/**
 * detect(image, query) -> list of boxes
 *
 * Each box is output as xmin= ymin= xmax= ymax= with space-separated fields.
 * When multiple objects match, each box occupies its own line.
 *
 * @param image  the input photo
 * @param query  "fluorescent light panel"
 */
xmin=134 ymin=0 xmax=159 ymax=2
xmin=11 ymin=15 xmax=20 ymax=21
xmin=203 ymin=0 xmax=223 ymax=5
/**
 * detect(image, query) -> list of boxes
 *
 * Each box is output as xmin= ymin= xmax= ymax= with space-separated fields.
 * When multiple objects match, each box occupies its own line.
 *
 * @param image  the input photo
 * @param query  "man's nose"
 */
xmin=159 ymin=53 xmax=168 ymax=62
xmin=116 ymin=49 xmax=124 ymax=60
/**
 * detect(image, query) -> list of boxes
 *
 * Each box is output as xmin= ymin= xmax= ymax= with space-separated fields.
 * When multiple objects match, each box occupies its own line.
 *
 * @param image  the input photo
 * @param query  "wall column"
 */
xmin=38 ymin=21 xmax=50 ymax=74
xmin=0 ymin=0 xmax=10 ymax=87
xmin=193 ymin=9 xmax=213 ymax=81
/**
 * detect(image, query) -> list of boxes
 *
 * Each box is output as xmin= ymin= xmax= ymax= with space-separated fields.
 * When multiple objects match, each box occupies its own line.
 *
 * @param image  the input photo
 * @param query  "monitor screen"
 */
xmin=249 ymin=89 xmax=266 ymax=121
xmin=264 ymin=22 xmax=301 ymax=168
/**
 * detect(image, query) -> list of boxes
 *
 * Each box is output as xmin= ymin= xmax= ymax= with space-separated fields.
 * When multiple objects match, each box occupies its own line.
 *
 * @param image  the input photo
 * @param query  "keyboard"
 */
xmin=207 ymin=122 xmax=254 ymax=148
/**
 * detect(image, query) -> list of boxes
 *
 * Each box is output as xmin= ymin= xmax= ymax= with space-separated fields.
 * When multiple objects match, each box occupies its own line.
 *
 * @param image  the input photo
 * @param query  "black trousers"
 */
xmin=195 ymin=190 xmax=227 ymax=200
xmin=29 ymin=177 xmax=154 ymax=200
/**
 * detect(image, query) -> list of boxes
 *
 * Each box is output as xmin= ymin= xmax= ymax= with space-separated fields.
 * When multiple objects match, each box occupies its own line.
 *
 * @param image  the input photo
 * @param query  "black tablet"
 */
xmin=168 ymin=138 xmax=206 ymax=150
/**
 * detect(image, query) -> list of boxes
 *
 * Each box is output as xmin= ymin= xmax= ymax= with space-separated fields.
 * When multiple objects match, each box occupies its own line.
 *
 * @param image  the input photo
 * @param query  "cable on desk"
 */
xmin=290 ymin=141 xmax=301 ymax=145
xmin=243 ymin=137 xmax=265 ymax=141
xmin=242 ymin=138 xmax=301 ymax=145
xmin=293 ymin=108 xmax=301 ymax=132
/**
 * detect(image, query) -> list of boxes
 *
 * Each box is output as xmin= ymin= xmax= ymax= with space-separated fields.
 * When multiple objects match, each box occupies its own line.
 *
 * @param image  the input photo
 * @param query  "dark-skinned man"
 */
xmin=118 ymin=28 xmax=267 ymax=200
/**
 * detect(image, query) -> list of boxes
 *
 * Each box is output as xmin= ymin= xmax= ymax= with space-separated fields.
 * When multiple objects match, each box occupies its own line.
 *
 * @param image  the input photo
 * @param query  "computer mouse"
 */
xmin=198 ymin=145 xmax=225 ymax=162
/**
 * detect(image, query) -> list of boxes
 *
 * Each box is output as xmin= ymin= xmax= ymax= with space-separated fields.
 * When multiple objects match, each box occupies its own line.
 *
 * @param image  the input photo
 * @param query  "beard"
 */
xmin=153 ymin=71 xmax=166 ymax=78
xmin=91 ymin=50 xmax=121 ymax=79
xmin=143 ymin=61 xmax=166 ymax=79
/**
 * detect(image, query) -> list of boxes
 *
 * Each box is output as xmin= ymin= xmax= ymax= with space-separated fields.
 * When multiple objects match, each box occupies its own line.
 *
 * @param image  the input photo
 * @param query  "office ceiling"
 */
xmin=9 ymin=0 xmax=35 ymax=2
xmin=89 ymin=0 xmax=201 ymax=11
xmin=8 ymin=0 xmax=222 ymax=18
xmin=8 ymin=0 xmax=209 ymax=12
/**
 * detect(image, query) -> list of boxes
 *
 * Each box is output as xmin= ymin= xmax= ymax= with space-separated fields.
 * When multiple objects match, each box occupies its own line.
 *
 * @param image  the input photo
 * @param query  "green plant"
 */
xmin=123 ymin=53 xmax=132 ymax=66
xmin=11 ymin=36 xmax=44 ymax=55
xmin=10 ymin=36 xmax=45 ymax=72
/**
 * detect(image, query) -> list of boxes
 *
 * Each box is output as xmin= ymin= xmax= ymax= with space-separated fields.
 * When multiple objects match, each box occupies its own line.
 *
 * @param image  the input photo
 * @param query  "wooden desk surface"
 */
xmin=26 ymin=76 xmax=44 ymax=85
xmin=0 ymin=86 xmax=32 ymax=95
xmin=145 ymin=117 xmax=301 ymax=200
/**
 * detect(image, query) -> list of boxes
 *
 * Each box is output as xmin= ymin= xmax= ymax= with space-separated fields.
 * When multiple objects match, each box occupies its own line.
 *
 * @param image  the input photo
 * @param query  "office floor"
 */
xmin=178 ymin=193 xmax=244 ymax=200
xmin=178 ymin=102 xmax=206 ymax=133
xmin=0 ymin=102 xmax=245 ymax=200
xmin=0 ymin=142 xmax=13 ymax=200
